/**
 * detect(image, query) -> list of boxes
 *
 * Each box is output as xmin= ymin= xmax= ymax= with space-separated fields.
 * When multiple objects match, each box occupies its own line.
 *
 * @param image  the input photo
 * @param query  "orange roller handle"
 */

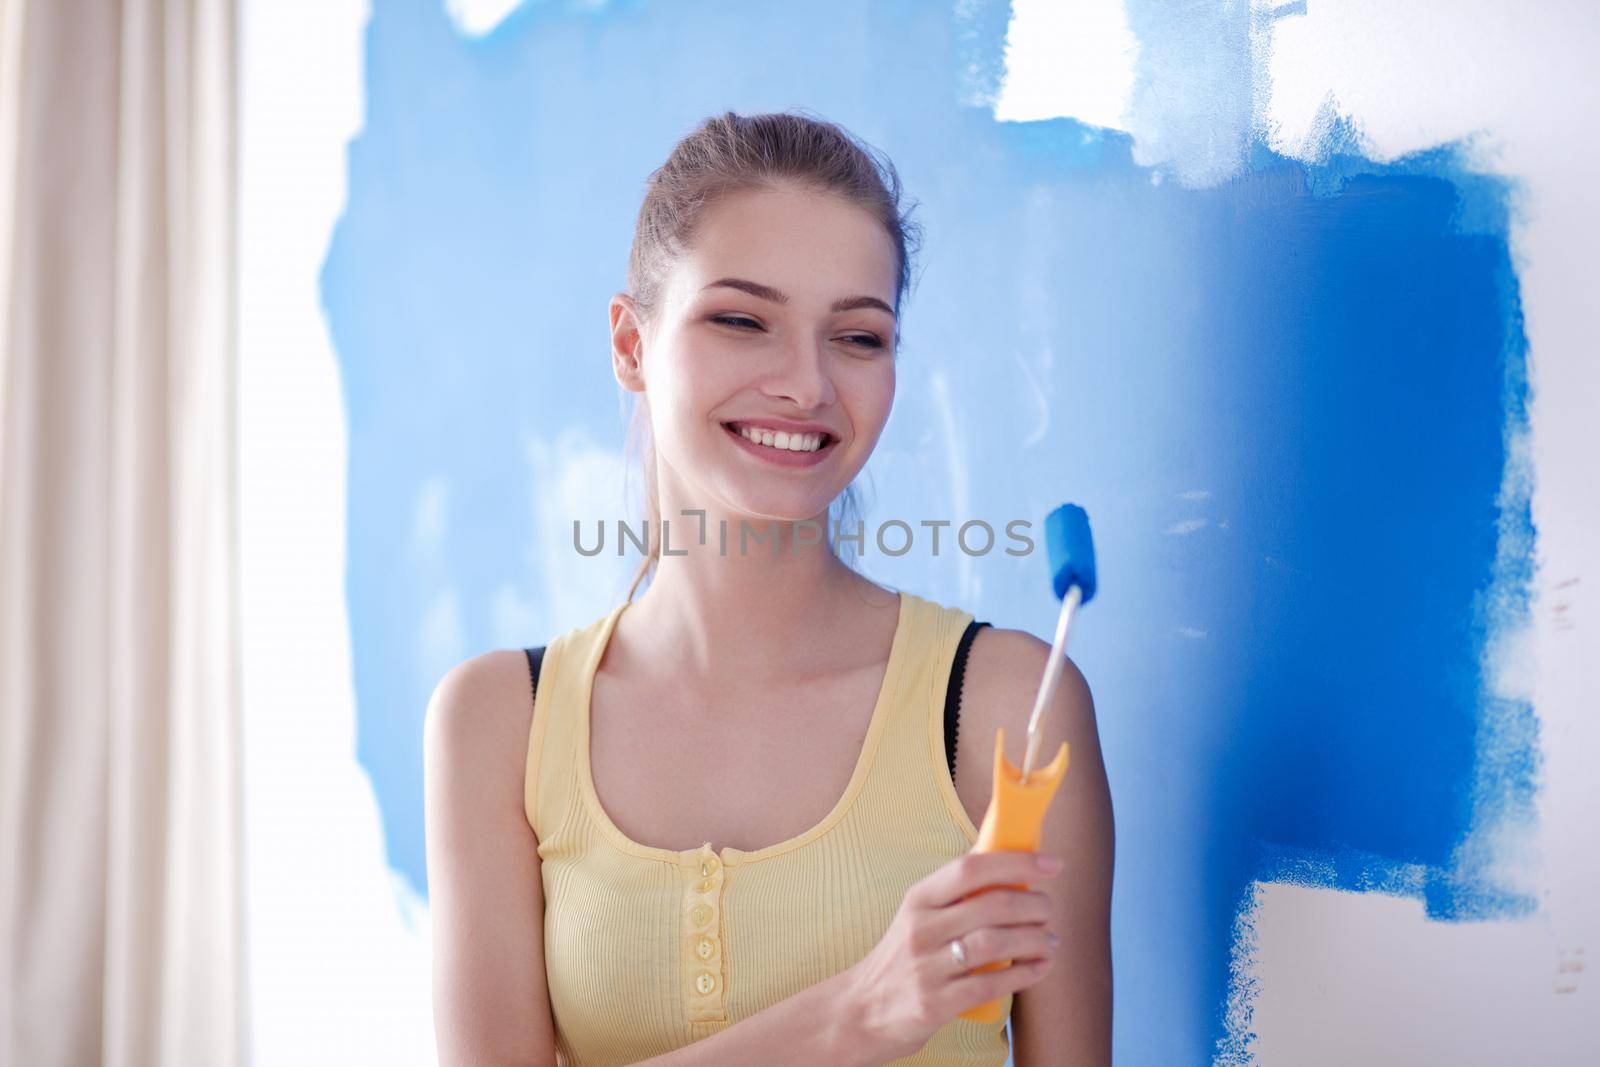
xmin=957 ymin=726 xmax=1070 ymax=1024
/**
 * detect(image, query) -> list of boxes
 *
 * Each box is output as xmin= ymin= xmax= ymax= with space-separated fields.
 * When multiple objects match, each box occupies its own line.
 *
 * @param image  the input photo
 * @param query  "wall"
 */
xmin=240 ymin=1 xmax=1597 ymax=1062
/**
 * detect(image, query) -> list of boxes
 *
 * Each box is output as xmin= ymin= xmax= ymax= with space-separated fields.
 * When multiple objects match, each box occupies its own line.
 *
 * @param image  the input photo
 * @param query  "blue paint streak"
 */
xmin=321 ymin=2 xmax=1539 ymax=1063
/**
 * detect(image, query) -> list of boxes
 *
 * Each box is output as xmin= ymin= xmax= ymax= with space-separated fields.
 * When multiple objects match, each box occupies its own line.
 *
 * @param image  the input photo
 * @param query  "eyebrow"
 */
xmin=699 ymin=277 xmax=895 ymax=317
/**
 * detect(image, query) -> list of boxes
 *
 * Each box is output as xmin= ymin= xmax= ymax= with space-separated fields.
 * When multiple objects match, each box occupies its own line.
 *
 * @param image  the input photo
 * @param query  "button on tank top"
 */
xmin=524 ymin=588 xmax=1012 ymax=1066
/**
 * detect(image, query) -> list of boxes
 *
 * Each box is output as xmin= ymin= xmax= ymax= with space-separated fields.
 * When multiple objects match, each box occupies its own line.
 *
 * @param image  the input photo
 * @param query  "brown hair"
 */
xmin=618 ymin=109 xmax=924 ymax=603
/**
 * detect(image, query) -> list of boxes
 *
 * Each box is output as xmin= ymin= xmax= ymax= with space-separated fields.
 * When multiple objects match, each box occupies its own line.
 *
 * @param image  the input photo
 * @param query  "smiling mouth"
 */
xmin=721 ymin=422 xmax=836 ymax=453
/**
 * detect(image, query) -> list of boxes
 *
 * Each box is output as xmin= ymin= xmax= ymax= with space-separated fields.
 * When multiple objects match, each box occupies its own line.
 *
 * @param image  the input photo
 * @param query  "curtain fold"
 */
xmin=0 ymin=1 xmax=247 ymax=1064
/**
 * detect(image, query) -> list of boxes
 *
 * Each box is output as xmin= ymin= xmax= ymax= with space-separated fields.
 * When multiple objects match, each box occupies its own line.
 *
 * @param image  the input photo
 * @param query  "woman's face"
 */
xmin=615 ymin=183 xmax=900 ymax=528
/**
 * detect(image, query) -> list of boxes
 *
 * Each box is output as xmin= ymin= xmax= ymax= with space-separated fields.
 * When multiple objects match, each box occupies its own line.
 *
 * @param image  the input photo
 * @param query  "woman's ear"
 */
xmin=609 ymin=294 xmax=647 ymax=393
xmin=612 ymin=340 xmax=645 ymax=393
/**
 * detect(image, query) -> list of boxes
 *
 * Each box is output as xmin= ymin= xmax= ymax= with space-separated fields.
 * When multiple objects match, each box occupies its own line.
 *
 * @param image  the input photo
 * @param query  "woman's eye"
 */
xmin=710 ymin=315 xmax=882 ymax=351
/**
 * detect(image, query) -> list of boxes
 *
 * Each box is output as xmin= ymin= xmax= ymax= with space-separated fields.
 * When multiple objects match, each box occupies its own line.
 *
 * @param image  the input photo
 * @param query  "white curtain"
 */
xmin=0 ymin=1 xmax=246 ymax=1064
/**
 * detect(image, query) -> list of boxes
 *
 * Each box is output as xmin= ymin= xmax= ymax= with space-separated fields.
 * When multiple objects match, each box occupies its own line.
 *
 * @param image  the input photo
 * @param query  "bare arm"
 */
xmin=960 ymin=629 xmax=1115 ymax=1067
xmin=424 ymin=652 xmax=893 ymax=1067
xmin=425 ymin=651 xmax=560 ymax=1065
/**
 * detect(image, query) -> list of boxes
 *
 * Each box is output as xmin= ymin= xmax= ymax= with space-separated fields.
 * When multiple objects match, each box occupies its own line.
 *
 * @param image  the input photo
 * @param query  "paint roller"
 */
xmin=957 ymin=503 xmax=1097 ymax=1023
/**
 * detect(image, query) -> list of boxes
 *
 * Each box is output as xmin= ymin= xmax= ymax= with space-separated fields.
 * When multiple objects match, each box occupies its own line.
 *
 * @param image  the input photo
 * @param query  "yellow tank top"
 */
xmin=524 ymin=588 xmax=1012 ymax=1066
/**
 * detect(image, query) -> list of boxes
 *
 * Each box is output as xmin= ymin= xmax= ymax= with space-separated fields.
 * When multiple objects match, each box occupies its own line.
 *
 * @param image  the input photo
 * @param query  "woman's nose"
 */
xmin=764 ymin=337 xmax=834 ymax=409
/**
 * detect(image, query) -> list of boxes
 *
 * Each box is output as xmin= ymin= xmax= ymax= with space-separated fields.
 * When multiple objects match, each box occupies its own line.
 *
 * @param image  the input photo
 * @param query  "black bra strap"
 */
xmin=524 ymin=645 xmax=546 ymax=707
xmin=944 ymin=620 xmax=991 ymax=779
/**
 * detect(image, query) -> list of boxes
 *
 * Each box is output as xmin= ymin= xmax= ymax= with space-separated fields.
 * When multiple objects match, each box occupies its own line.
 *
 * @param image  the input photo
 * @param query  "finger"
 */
xmin=917 ymin=850 xmax=1062 ymax=908
xmin=947 ymin=955 xmax=1055 ymax=1010
xmin=948 ymin=924 xmax=1056 ymax=972
xmin=942 ymin=887 xmax=1054 ymax=933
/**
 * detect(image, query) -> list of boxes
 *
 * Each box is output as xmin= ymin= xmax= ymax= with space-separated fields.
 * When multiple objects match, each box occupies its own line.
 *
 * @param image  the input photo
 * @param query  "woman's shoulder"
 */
xmin=424 ymin=593 xmax=624 ymax=743
xmin=422 ymin=598 xmax=620 ymax=729
xmin=893 ymin=584 xmax=1094 ymax=746
xmin=956 ymin=616 xmax=1094 ymax=771
xmin=424 ymin=649 xmax=540 ymax=775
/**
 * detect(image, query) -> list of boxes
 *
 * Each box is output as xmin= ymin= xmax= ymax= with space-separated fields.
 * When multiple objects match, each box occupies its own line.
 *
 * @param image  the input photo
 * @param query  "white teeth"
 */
xmin=733 ymin=423 xmax=826 ymax=453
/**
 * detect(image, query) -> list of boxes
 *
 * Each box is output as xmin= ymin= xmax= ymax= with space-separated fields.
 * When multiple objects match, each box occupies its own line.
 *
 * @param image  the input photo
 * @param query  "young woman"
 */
xmin=425 ymin=111 xmax=1114 ymax=1066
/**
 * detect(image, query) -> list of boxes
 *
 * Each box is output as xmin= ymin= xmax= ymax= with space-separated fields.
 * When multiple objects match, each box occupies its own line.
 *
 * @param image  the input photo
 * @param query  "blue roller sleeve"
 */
xmin=1045 ymin=503 xmax=1097 ymax=604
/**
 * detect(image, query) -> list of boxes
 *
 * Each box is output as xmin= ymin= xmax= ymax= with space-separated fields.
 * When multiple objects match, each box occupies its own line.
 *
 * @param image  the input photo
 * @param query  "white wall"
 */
xmin=239 ymin=2 xmax=436 ymax=1062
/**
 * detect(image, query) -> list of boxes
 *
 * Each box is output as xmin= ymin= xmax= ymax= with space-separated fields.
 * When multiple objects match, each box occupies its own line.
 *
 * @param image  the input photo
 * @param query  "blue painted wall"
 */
xmin=320 ymin=1 xmax=1537 ymax=1061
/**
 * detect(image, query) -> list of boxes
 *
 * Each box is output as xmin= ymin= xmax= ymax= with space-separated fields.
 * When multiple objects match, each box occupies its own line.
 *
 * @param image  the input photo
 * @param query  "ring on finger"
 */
xmin=949 ymin=936 xmax=969 ymax=971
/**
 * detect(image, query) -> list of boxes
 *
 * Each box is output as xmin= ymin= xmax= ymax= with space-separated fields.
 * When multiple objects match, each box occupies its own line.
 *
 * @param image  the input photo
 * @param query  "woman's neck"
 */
xmin=619 ymin=529 xmax=892 ymax=685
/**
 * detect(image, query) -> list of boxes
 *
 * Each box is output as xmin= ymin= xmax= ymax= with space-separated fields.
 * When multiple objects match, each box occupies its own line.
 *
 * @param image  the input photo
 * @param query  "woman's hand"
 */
xmin=833 ymin=850 xmax=1064 ymax=1062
